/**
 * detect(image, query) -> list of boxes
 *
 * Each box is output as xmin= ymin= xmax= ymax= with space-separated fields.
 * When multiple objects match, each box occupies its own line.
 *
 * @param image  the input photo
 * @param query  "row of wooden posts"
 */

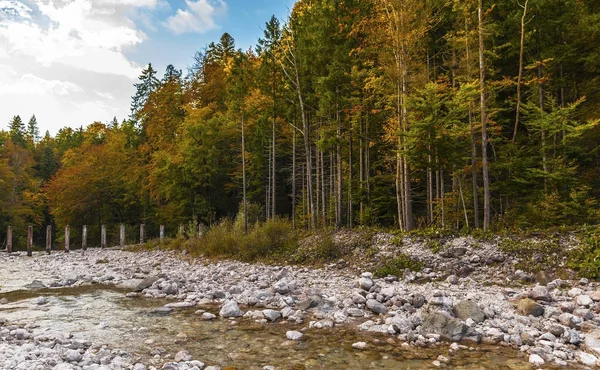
xmin=4 ymin=224 xmax=167 ymax=256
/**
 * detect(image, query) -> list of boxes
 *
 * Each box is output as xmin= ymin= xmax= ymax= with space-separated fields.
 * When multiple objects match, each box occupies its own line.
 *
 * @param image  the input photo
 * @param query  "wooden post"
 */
xmin=46 ymin=225 xmax=52 ymax=255
xmin=82 ymin=225 xmax=87 ymax=253
xmin=160 ymin=225 xmax=165 ymax=244
xmin=6 ymin=226 xmax=12 ymax=253
xmin=120 ymin=224 xmax=125 ymax=247
xmin=139 ymin=224 xmax=145 ymax=244
xmin=178 ymin=224 xmax=184 ymax=238
xmin=64 ymin=225 xmax=70 ymax=253
xmin=101 ymin=225 xmax=106 ymax=248
xmin=27 ymin=226 xmax=33 ymax=257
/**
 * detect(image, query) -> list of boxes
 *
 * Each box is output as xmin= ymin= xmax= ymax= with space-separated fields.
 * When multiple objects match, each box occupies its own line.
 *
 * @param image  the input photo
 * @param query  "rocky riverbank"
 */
xmin=0 ymin=235 xmax=599 ymax=369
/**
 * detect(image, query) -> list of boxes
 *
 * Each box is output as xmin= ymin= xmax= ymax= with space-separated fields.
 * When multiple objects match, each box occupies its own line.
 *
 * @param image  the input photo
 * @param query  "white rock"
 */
xmin=219 ymin=300 xmax=243 ymax=318
xmin=352 ymin=341 xmax=367 ymax=349
xmin=568 ymin=288 xmax=584 ymax=297
xmin=202 ymin=312 xmax=216 ymax=320
xmin=286 ymin=331 xmax=303 ymax=341
xmin=576 ymin=295 xmax=593 ymax=307
xmin=576 ymin=351 xmax=598 ymax=366
xmin=164 ymin=301 xmax=195 ymax=309
xmin=529 ymin=354 xmax=544 ymax=366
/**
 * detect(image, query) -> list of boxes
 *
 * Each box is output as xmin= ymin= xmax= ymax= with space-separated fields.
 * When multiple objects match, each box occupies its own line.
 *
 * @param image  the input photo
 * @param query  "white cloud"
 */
xmin=0 ymin=0 xmax=160 ymax=133
xmin=0 ymin=73 xmax=83 ymax=96
xmin=164 ymin=0 xmax=225 ymax=34
xmin=0 ymin=1 xmax=147 ymax=78
xmin=0 ymin=0 xmax=33 ymax=20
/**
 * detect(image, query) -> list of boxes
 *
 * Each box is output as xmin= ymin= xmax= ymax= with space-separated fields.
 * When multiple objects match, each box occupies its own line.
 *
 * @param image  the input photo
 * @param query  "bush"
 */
xmin=568 ymin=227 xmax=600 ymax=278
xmin=184 ymin=217 xmax=297 ymax=262
xmin=374 ymin=254 xmax=423 ymax=278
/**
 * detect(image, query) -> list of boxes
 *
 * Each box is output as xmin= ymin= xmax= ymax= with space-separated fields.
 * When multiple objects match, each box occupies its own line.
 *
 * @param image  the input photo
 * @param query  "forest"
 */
xmin=1 ymin=0 xmax=600 ymax=248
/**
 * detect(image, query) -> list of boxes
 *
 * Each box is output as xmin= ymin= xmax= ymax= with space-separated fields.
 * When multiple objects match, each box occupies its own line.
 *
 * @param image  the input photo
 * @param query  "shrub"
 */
xmin=374 ymin=254 xmax=423 ymax=278
xmin=183 ymin=217 xmax=297 ymax=262
xmin=568 ymin=227 xmax=600 ymax=279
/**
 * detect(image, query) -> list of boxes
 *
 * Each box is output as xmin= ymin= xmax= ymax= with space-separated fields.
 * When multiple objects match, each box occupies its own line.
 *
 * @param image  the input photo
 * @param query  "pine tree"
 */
xmin=27 ymin=115 xmax=40 ymax=144
xmin=8 ymin=115 xmax=25 ymax=146
xmin=130 ymin=63 xmax=160 ymax=122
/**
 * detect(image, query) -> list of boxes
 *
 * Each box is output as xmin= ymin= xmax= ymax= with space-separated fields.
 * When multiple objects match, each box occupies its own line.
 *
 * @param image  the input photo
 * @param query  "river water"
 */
xmin=0 ymin=284 xmax=546 ymax=369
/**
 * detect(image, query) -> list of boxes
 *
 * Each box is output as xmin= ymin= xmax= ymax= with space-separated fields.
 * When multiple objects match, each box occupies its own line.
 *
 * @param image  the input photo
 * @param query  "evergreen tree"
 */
xmin=27 ymin=114 xmax=39 ymax=144
xmin=8 ymin=115 xmax=25 ymax=146
xmin=130 ymin=63 xmax=160 ymax=122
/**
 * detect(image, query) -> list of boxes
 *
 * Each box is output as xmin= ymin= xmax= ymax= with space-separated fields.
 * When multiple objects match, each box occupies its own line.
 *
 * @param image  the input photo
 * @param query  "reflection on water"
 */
xmin=0 ymin=285 xmax=545 ymax=369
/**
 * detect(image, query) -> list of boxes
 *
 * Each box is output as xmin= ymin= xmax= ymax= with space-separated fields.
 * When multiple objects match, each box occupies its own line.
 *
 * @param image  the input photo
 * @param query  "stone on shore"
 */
xmin=517 ymin=298 xmax=544 ymax=317
xmin=286 ymin=331 xmax=303 ymax=341
xmin=219 ymin=300 xmax=243 ymax=318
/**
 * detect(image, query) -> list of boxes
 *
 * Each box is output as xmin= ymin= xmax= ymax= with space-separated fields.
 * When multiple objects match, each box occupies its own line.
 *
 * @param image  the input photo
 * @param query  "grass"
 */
xmin=135 ymin=217 xmax=345 ymax=265
xmin=374 ymin=254 xmax=423 ymax=278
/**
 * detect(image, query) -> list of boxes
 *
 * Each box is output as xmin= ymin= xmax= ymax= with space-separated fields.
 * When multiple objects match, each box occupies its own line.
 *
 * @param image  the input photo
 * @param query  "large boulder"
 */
xmin=358 ymin=277 xmax=374 ymax=291
xmin=453 ymin=300 xmax=485 ymax=323
xmin=530 ymin=285 xmax=552 ymax=301
xmin=219 ymin=300 xmax=243 ymax=318
xmin=366 ymin=299 xmax=387 ymax=315
xmin=517 ymin=298 xmax=544 ymax=317
xmin=420 ymin=311 xmax=479 ymax=342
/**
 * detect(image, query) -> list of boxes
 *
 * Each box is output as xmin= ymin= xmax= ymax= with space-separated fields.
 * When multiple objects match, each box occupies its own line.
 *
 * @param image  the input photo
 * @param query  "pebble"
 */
xmin=352 ymin=342 xmax=367 ymax=349
xmin=286 ymin=331 xmax=303 ymax=341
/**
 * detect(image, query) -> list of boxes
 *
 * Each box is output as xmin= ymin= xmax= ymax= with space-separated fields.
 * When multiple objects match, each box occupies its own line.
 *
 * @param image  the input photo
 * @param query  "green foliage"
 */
xmin=183 ymin=218 xmax=297 ymax=262
xmin=426 ymin=240 xmax=442 ymax=254
xmin=568 ymin=228 xmax=600 ymax=279
xmin=374 ymin=254 xmax=424 ymax=278
xmin=499 ymin=237 xmax=565 ymax=272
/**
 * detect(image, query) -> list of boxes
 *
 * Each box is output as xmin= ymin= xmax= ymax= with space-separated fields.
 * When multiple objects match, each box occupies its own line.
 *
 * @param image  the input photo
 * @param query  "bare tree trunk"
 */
xmin=441 ymin=167 xmax=446 ymax=228
xmin=336 ymin=104 xmax=343 ymax=229
xmin=292 ymin=128 xmax=297 ymax=229
xmin=478 ymin=0 xmax=491 ymax=230
xmin=427 ymin=143 xmax=433 ymax=224
xmin=465 ymin=17 xmax=480 ymax=229
xmin=400 ymin=0 xmax=413 ymax=231
xmin=537 ymin=26 xmax=548 ymax=192
xmin=266 ymin=141 xmax=271 ymax=220
xmin=513 ymin=0 xmax=529 ymax=143
xmin=458 ymin=174 xmax=470 ymax=228
xmin=272 ymin=117 xmax=276 ymax=218
xmin=330 ymin=153 xmax=335 ymax=224
xmin=296 ymin=77 xmax=316 ymax=230
xmin=316 ymin=143 xmax=321 ymax=227
xmin=320 ymin=149 xmax=326 ymax=222
xmin=359 ymin=115 xmax=364 ymax=225
xmin=348 ymin=131 xmax=353 ymax=228
xmin=242 ymin=113 xmax=248 ymax=234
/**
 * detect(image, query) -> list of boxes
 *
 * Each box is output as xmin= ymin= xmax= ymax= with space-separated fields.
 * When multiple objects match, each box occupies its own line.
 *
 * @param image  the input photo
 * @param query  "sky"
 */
xmin=0 ymin=0 xmax=296 ymax=135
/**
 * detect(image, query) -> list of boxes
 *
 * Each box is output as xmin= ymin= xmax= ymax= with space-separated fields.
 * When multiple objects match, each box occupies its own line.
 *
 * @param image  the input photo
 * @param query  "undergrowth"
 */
xmin=374 ymin=254 xmax=423 ymax=278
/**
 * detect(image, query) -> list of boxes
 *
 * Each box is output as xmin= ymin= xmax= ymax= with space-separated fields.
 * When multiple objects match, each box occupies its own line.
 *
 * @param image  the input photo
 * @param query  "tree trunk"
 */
xmin=266 ymin=141 xmax=271 ymax=219
xmin=294 ymin=60 xmax=316 ymax=230
xmin=537 ymin=26 xmax=548 ymax=192
xmin=513 ymin=0 xmax=529 ymax=143
xmin=292 ymin=126 xmax=296 ymax=229
xmin=348 ymin=131 xmax=353 ymax=228
xmin=242 ymin=113 xmax=248 ymax=234
xmin=272 ymin=117 xmax=276 ymax=218
xmin=478 ymin=0 xmax=491 ymax=230
xmin=336 ymin=104 xmax=343 ymax=229
xmin=400 ymin=0 xmax=413 ymax=231
xmin=465 ymin=16 xmax=480 ymax=229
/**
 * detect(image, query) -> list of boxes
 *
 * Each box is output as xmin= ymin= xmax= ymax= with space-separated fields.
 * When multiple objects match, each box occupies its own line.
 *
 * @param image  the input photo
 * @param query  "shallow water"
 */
xmin=0 ymin=284 xmax=549 ymax=369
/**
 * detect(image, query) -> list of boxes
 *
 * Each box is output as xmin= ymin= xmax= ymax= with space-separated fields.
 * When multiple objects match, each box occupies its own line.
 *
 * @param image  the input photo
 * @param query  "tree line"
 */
xmin=2 ymin=0 xmax=600 ymax=248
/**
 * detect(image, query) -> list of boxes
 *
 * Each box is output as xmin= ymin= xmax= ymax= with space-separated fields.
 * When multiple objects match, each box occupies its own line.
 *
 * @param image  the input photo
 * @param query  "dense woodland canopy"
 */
xmin=2 ymin=0 xmax=600 ymax=248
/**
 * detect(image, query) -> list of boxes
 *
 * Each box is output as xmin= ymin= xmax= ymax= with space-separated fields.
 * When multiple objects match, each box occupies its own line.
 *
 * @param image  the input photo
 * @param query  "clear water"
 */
xmin=0 ymin=285 xmax=553 ymax=369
